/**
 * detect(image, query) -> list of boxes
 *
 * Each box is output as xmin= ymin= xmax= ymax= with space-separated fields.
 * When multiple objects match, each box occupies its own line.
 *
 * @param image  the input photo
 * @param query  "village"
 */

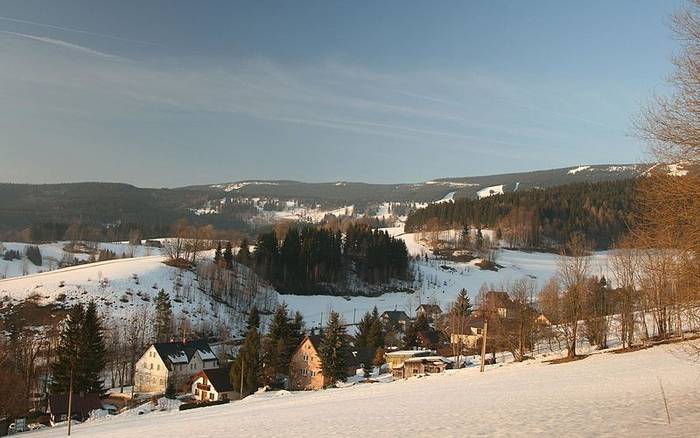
xmin=1 ymin=286 xmax=551 ymax=434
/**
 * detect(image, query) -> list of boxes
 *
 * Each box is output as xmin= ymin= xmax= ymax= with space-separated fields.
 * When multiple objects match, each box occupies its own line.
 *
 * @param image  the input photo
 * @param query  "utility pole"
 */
xmin=239 ymin=358 xmax=245 ymax=400
xmin=67 ymin=365 xmax=73 ymax=436
xmin=480 ymin=320 xmax=489 ymax=373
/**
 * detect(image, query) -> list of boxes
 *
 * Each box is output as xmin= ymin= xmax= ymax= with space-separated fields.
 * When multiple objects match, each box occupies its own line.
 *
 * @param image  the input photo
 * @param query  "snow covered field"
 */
xmin=0 ymin=227 xmax=612 ymax=333
xmin=31 ymin=341 xmax=700 ymax=437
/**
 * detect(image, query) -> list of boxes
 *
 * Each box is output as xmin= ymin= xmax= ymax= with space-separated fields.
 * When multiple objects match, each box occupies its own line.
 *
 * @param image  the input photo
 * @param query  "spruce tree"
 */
xmin=319 ymin=311 xmax=350 ymax=385
xmin=165 ymin=382 xmax=176 ymax=399
xmin=223 ymin=241 xmax=234 ymax=269
xmin=230 ymin=327 xmax=261 ymax=397
xmin=261 ymin=304 xmax=295 ymax=383
xmin=236 ymin=238 xmax=251 ymax=266
xmin=154 ymin=289 xmax=173 ymax=342
xmin=362 ymin=356 xmax=373 ymax=379
xmin=80 ymin=301 xmax=107 ymax=395
xmin=213 ymin=241 xmax=222 ymax=266
xmin=50 ymin=304 xmax=85 ymax=394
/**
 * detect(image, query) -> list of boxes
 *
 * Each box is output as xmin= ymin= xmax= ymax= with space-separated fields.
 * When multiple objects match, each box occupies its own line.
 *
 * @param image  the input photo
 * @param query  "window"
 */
xmin=302 ymin=354 xmax=309 ymax=361
xmin=159 ymin=379 xmax=163 ymax=385
xmin=209 ymin=393 xmax=215 ymax=400
xmin=157 ymin=364 xmax=160 ymax=371
xmin=311 ymin=371 xmax=316 ymax=377
xmin=301 ymin=369 xmax=308 ymax=376
xmin=195 ymin=389 xmax=199 ymax=396
xmin=150 ymin=363 xmax=153 ymax=370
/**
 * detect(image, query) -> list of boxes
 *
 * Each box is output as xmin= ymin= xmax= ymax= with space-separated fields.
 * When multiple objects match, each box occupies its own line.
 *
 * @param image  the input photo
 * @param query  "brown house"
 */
xmin=416 ymin=304 xmax=442 ymax=322
xmin=289 ymin=334 xmax=329 ymax=390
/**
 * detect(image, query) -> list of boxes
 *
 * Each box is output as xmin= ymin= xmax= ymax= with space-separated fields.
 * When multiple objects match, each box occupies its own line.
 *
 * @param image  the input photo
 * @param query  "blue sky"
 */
xmin=0 ymin=0 xmax=684 ymax=187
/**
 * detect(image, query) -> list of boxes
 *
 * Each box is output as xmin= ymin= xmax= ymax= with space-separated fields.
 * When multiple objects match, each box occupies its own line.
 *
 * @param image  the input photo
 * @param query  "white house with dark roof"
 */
xmin=134 ymin=340 xmax=218 ymax=394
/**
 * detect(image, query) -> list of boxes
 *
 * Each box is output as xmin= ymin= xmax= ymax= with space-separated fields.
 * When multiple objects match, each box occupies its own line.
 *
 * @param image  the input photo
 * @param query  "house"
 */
xmin=416 ymin=330 xmax=443 ymax=350
xmin=397 ymin=356 xmax=452 ymax=379
xmin=134 ymin=340 xmax=218 ymax=394
xmin=384 ymin=349 xmax=434 ymax=378
xmin=380 ymin=310 xmax=410 ymax=330
xmin=289 ymin=333 xmax=328 ymax=390
xmin=450 ymin=318 xmax=486 ymax=349
xmin=191 ymin=365 xmax=236 ymax=402
xmin=290 ymin=334 xmax=376 ymax=390
xmin=416 ymin=304 xmax=442 ymax=322
xmin=475 ymin=291 xmax=516 ymax=319
xmin=47 ymin=393 xmax=102 ymax=426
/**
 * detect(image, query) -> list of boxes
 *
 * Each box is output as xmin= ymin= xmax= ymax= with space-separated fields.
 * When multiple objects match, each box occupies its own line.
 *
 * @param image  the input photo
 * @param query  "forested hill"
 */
xmin=404 ymin=179 xmax=636 ymax=250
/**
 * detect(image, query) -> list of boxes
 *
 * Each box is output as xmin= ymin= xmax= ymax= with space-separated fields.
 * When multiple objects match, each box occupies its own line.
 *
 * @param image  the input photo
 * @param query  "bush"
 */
xmin=178 ymin=399 xmax=229 ymax=411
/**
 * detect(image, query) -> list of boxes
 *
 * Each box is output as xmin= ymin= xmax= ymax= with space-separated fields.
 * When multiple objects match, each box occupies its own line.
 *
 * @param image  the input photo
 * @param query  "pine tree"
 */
xmin=50 ymin=304 xmax=85 ymax=394
xmin=403 ymin=313 xmax=430 ymax=348
xmin=236 ymin=238 xmax=251 ymax=266
xmin=362 ymin=356 xmax=373 ymax=379
xmin=154 ymin=289 xmax=173 ymax=342
xmin=246 ymin=306 xmax=260 ymax=331
xmin=80 ymin=301 xmax=107 ymax=394
xmin=230 ymin=327 xmax=261 ymax=397
xmin=319 ymin=311 xmax=350 ymax=385
xmin=261 ymin=304 xmax=295 ymax=383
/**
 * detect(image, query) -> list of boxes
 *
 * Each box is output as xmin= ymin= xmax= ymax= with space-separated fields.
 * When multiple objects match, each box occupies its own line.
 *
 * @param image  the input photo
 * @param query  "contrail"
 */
xmin=0 ymin=15 xmax=160 ymax=47
xmin=0 ymin=31 xmax=123 ymax=59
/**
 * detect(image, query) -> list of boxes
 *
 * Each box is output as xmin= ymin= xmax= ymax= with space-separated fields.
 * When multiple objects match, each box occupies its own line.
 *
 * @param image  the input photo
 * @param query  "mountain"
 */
xmin=0 ymin=164 xmax=648 ymax=237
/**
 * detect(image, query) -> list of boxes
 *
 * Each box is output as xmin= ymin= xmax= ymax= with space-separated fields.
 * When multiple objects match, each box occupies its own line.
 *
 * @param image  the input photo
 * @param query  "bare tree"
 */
xmin=556 ymin=235 xmax=592 ymax=358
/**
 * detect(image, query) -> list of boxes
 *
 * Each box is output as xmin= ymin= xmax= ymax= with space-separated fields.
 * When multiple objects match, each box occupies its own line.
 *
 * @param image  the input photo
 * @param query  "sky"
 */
xmin=0 ymin=0 xmax=685 ymax=187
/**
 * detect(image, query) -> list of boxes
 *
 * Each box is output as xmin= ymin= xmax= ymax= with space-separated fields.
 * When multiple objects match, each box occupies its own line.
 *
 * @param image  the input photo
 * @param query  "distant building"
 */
xmin=47 ymin=393 xmax=102 ymax=426
xmin=191 ymin=365 xmax=236 ymax=402
xmin=134 ymin=340 xmax=218 ymax=394
xmin=397 ymin=356 xmax=453 ymax=379
xmin=450 ymin=318 xmax=486 ymax=349
xmin=415 ymin=304 xmax=442 ymax=322
xmin=380 ymin=310 xmax=410 ymax=330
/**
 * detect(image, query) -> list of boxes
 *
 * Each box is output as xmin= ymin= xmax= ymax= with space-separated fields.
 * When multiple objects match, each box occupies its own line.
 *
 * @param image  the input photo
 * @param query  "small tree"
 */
xmin=165 ymin=381 xmax=176 ymax=399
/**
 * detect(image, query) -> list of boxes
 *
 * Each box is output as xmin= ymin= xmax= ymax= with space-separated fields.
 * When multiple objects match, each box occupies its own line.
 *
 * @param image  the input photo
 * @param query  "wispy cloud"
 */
xmin=0 ymin=30 xmax=123 ymax=59
xmin=0 ymin=15 xmax=159 ymax=46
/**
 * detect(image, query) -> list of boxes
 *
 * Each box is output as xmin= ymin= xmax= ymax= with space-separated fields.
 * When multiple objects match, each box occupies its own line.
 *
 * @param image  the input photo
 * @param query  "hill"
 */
xmin=0 ymin=164 xmax=647 ymax=239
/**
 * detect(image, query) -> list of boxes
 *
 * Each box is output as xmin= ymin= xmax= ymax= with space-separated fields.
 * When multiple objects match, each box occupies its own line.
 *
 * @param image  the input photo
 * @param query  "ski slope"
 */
xmin=32 ymin=341 xmax=700 ymax=437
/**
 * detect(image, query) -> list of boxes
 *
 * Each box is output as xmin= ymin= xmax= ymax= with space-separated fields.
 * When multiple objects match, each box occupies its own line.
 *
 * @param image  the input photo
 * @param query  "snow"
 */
xmin=433 ymin=191 xmax=455 ymax=204
xmin=667 ymin=163 xmax=688 ymax=177
xmin=567 ymin=165 xmax=591 ymax=175
xmin=477 ymin=184 xmax=504 ymax=199
xmin=30 ymin=341 xmax=700 ymax=437
xmin=214 ymin=181 xmax=279 ymax=192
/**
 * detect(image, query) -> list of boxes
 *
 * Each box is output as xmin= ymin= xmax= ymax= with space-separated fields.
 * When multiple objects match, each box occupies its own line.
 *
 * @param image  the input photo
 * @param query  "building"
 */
xmin=191 ymin=365 xmax=236 ymax=402
xmin=380 ymin=310 xmax=410 ymax=330
xmin=47 ymin=393 xmax=102 ymax=426
xmin=450 ymin=318 xmax=486 ymax=349
xmin=415 ymin=304 xmax=442 ymax=322
xmin=289 ymin=334 xmax=328 ymax=390
xmin=384 ymin=349 xmax=433 ymax=376
xmin=134 ymin=340 xmax=218 ymax=394
xmin=398 ymin=356 xmax=452 ymax=378
xmin=289 ymin=334 xmax=377 ymax=390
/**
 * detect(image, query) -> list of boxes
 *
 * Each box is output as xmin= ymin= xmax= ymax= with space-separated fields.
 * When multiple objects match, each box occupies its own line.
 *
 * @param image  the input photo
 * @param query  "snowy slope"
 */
xmin=0 ymin=254 xmax=272 ymax=334
xmin=31 ymin=341 xmax=700 ymax=437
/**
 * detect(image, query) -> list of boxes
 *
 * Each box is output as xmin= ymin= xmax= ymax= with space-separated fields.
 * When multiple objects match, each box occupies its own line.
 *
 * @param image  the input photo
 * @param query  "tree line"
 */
xmin=404 ymin=179 xmax=636 ymax=250
xmin=235 ymin=225 xmax=410 ymax=294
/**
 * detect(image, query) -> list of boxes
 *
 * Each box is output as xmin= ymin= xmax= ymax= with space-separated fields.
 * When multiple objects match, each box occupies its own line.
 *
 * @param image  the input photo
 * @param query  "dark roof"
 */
xmin=346 ymin=347 xmax=375 ymax=369
xmin=416 ymin=304 xmax=442 ymax=314
xmin=381 ymin=310 xmax=409 ymax=321
xmin=152 ymin=340 xmax=216 ymax=371
xmin=202 ymin=365 xmax=234 ymax=393
xmin=48 ymin=393 xmax=102 ymax=418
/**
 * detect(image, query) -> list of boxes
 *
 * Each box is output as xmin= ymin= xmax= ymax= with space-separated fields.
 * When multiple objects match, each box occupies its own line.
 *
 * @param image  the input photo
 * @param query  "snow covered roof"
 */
xmin=152 ymin=340 xmax=216 ymax=370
